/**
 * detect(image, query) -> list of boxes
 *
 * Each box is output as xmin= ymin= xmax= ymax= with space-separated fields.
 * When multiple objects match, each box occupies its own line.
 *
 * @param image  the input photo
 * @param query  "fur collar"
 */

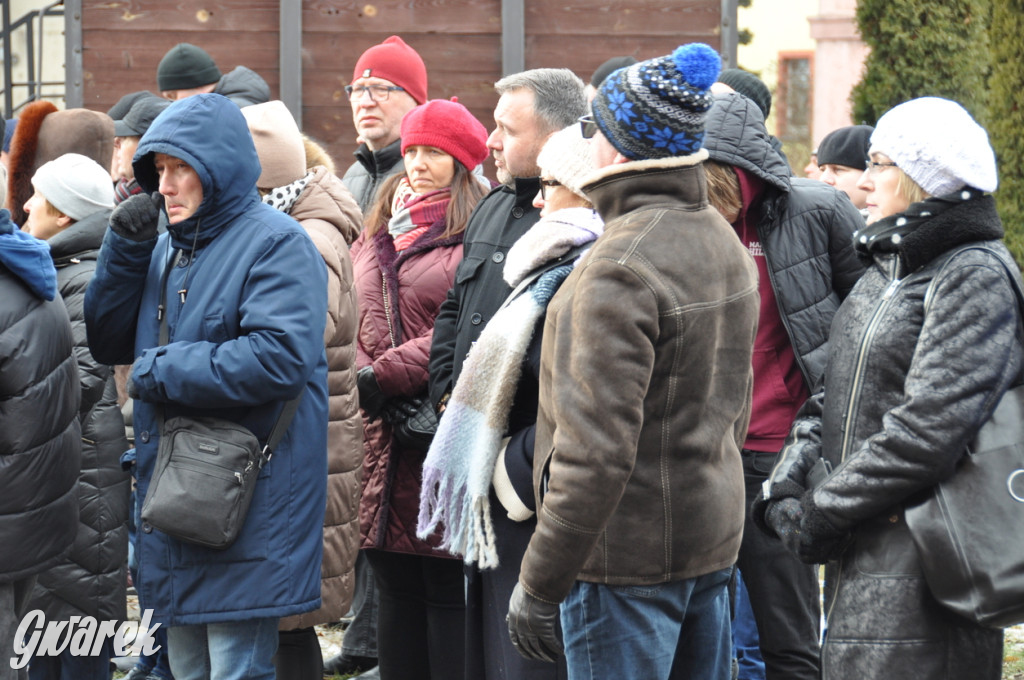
xmin=581 ymin=149 xmax=708 ymax=190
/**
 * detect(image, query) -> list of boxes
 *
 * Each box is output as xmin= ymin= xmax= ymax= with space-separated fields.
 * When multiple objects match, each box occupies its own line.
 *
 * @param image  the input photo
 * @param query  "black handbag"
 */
xmin=385 ymin=394 xmax=438 ymax=452
xmin=139 ymin=252 xmax=300 ymax=550
xmin=904 ymin=245 xmax=1024 ymax=628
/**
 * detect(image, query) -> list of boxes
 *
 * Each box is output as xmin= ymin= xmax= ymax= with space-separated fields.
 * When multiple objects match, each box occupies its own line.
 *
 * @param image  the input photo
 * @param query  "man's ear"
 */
xmin=55 ymin=214 xmax=74 ymax=231
xmin=613 ymin=152 xmax=629 ymax=165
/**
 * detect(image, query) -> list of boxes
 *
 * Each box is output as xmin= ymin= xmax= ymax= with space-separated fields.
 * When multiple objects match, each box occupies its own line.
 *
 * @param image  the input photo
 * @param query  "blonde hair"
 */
xmin=896 ymin=168 xmax=930 ymax=205
xmin=703 ymin=160 xmax=742 ymax=223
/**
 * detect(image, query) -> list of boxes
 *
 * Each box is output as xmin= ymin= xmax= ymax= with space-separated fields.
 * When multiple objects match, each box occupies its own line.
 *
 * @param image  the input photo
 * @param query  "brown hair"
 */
xmin=703 ymin=160 xmax=742 ymax=224
xmin=363 ymin=161 xmax=487 ymax=239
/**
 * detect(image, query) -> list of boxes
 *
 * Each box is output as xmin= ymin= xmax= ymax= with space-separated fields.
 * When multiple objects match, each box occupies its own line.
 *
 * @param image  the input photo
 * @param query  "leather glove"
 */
xmin=793 ymin=490 xmax=852 ymax=564
xmin=766 ymin=497 xmax=804 ymax=554
xmin=110 ymin=192 xmax=162 ymax=242
xmin=357 ymin=367 xmax=387 ymax=421
xmin=507 ymin=582 xmax=562 ymax=663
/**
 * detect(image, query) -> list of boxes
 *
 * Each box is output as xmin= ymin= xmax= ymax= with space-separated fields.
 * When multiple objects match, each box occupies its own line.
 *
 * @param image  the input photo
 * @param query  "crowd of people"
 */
xmin=0 ymin=31 xmax=1017 ymax=680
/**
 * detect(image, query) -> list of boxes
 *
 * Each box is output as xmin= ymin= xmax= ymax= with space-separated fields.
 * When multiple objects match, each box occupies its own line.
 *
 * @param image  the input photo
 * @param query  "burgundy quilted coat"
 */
xmin=352 ymin=218 xmax=463 ymax=556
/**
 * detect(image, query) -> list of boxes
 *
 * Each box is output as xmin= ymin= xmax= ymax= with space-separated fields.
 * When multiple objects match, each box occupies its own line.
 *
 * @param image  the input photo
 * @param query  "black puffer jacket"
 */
xmin=428 ymin=178 xmax=541 ymax=410
xmin=0 ymin=211 xmax=81 ymax=584
xmin=703 ymin=93 xmax=865 ymax=389
xmin=29 ymin=210 xmax=131 ymax=622
xmin=341 ymin=139 xmax=404 ymax=213
xmin=761 ymin=195 xmax=1016 ymax=679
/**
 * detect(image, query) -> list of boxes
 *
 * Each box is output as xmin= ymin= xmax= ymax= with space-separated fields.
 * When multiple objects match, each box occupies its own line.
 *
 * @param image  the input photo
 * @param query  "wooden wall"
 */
xmin=81 ymin=0 xmax=721 ymax=182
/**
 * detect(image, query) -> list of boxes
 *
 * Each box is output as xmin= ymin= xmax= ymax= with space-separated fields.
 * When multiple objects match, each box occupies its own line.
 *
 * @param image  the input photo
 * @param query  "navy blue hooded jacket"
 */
xmin=84 ymin=93 xmax=329 ymax=625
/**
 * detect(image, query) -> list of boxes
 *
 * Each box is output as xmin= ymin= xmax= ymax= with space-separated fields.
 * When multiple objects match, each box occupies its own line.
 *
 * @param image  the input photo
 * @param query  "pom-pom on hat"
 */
xmin=870 ymin=97 xmax=997 ymax=196
xmin=400 ymin=98 xmax=488 ymax=171
xmin=816 ymin=125 xmax=874 ymax=170
xmin=31 ymin=153 xmax=115 ymax=221
xmin=241 ymin=100 xmax=307 ymax=189
xmin=592 ymin=43 xmax=721 ymax=161
xmin=157 ymin=43 xmax=222 ymax=91
xmin=352 ymin=36 xmax=428 ymax=105
xmin=537 ymin=124 xmax=595 ymax=199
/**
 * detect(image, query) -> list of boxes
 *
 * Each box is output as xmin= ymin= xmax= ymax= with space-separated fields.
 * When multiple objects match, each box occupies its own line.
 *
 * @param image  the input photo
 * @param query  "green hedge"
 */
xmin=988 ymin=0 xmax=1024 ymax=266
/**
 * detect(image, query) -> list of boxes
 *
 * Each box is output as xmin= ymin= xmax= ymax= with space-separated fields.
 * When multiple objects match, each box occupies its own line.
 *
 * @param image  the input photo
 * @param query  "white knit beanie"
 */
xmin=869 ymin=97 xmax=998 ymax=196
xmin=536 ymin=124 xmax=595 ymax=199
xmin=241 ymin=100 xmax=306 ymax=190
xmin=31 ymin=153 xmax=115 ymax=221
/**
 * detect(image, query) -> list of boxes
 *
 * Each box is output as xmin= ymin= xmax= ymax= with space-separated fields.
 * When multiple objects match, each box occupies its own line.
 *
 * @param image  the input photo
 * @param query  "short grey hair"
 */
xmin=495 ymin=68 xmax=587 ymax=135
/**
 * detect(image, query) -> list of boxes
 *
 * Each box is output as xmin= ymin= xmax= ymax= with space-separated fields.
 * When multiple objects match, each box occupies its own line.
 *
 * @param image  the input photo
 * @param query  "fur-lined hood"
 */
xmin=5 ymin=101 xmax=114 ymax=227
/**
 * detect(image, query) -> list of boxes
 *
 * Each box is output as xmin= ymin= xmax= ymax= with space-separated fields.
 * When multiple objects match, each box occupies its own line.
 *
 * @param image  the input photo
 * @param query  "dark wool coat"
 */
xmin=29 ymin=209 xmax=131 ymax=623
xmin=84 ymin=94 xmax=329 ymax=625
xmin=0 ymin=209 xmax=81 ymax=583
xmin=352 ymin=218 xmax=463 ymax=556
xmin=760 ymin=196 xmax=1015 ymax=679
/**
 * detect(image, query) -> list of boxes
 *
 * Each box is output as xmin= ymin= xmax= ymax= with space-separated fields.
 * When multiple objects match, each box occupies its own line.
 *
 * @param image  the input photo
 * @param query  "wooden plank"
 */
xmin=525 ymin=0 xmax=720 ymax=35
xmin=301 ymin=0 xmax=501 ymax=34
xmin=82 ymin=1 xmax=279 ymax=32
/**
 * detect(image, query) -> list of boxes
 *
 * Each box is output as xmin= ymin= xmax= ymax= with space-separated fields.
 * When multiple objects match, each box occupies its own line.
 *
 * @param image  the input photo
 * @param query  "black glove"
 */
xmin=766 ymin=497 xmax=804 ymax=554
xmin=793 ymin=490 xmax=852 ymax=564
xmin=110 ymin=192 xmax=162 ymax=242
xmin=357 ymin=367 xmax=387 ymax=421
xmin=383 ymin=396 xmax=437 ymax=452
xmin=507 ymin=582 xmax=562 ymax=663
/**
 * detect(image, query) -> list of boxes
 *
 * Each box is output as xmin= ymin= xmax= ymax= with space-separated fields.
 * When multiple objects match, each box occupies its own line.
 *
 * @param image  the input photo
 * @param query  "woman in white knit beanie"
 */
xmin=758 ymin=95 xmax=1014 ymax=680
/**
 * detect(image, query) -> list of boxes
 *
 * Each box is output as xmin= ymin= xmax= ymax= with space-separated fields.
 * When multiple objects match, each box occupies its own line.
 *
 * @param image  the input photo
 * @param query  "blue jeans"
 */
xmin=167 ymin=618 xmax=279 ymax=680
xmin=28 ymin=639 xmax=113 ymax=680
xmin=733 ymin=570 xmax=766 ymax=680
xmin=561 ymin=568 xmax=733 ymax=680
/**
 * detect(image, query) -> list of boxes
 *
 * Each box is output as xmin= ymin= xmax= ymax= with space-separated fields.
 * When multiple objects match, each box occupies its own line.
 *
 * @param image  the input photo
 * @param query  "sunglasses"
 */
xmin=579 ymin=115 xmax=599 ymax=140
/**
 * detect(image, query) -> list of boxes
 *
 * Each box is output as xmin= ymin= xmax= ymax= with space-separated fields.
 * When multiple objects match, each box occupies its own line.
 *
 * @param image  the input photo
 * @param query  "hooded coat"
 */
xmin=84 ymin=93 xmax=329 ymax=625
xmin=0 ymin=211 xmax=81 ymax=583
xmin=29 ymin=209 xmax=131 ymax=623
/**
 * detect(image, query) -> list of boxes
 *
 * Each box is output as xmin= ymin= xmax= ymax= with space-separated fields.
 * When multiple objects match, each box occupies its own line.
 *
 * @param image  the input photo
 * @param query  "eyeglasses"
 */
xmin=579 ymin=115 xmax=598 ymax=140
xmin=864 ymin=160 xmax=898 ymax=177
xmin=344 ymin=84 xmax=406 ymax=102
xmin=539 ymin=179 xmax=562 ymax=200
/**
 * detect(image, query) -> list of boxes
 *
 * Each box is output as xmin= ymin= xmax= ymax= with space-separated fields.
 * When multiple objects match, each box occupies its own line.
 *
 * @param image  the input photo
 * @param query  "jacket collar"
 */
xmin=47 ymin=209 xmax=111 ymax=264
xmin=355 ymin=138 xmax=402 ymax=176
xmin=582 ymin=151 xmax=710 ymax=223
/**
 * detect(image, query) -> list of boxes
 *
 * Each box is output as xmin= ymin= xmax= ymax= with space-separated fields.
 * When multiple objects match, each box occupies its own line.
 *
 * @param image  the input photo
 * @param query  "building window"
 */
xmin=775 ymin=51 xmax=813 ymax=145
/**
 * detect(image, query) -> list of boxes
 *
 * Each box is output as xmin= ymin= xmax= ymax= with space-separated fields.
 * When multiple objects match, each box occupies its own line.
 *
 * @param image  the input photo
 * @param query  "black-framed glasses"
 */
xmin=864 ymin=160 xmax=898 ymax=177
xmin=344 ymin=84 xmax=406 ymax=102
xmin=579 ymin=115 xmax=598 ymax=140
xmin=539 ymin=179 xmax=562 ymax=200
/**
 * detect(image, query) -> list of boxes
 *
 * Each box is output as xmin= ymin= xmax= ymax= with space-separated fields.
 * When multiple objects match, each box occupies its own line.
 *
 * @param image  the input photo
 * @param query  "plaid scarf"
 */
xmin=418 ymin=207 xmax=604 ymax=568
xmin=114 ymin=177 xmax=144 ymax=205
xmin=389 ymin=178 xmax=450 ymax=251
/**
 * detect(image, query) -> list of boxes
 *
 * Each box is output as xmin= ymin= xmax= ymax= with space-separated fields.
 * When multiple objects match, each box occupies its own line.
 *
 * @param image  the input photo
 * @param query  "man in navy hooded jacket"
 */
xmin=84 ymin=93 xmax=329 ymax=680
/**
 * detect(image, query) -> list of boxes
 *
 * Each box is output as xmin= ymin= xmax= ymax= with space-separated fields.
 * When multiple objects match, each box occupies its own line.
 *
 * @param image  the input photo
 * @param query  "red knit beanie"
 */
xmin=401 ymin=98 xmax=489 ymax=171
xmin=352 ymin=36 xmax=428 ymax=105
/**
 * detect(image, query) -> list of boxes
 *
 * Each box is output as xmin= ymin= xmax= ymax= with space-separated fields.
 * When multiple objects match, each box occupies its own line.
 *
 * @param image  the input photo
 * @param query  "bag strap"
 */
xmin=156 ymin=249 xmax=302 ymax=460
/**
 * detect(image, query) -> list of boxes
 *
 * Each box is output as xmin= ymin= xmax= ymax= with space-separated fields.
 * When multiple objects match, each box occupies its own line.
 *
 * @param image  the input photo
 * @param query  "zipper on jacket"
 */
xmin=381 ymin=271 xmax=397 ymax=349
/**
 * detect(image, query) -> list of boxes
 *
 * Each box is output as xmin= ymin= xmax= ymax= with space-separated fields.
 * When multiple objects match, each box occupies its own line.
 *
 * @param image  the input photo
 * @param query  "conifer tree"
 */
xmin=988 ymin=0 xmax=1024 ymax=265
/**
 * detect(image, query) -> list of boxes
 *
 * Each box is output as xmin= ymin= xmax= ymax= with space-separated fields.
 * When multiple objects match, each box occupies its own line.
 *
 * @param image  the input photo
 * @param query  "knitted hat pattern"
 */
xmin=590 ymin=56 xmax=638 ymax=89
xmin=536 ymin=124 xmax=595 ymax=199
xmin=400 ymin=98 xmax=488 ymax=171
xmin=157 ymin=43 xmax=222 ymax=91
xmin=32 ymin=153 xmax=115 ymax=221
xmin=816 ymin=125 xmax=873 ymax=170
xmin=352 ymin=36 xmax=428 ymax=105
xmin=592 ymin=43 xmax=721 ymax=161
xmin=716 ymin=68 xmax=772 ymax=119
xmin=242 ymin=100 xmax=307 ymax=189
xmin=870 ymin=97 xmax=997 ymax=195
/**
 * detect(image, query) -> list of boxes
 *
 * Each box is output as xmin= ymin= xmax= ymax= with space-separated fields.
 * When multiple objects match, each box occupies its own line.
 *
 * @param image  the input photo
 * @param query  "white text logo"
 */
xmin=10 ymin=609 xmax=162 ymax=669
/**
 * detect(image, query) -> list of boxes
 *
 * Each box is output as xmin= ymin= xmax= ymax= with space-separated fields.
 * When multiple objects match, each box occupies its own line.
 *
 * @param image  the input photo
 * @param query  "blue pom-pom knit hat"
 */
xmin=592 ymin=42 xmax=721 ymax=160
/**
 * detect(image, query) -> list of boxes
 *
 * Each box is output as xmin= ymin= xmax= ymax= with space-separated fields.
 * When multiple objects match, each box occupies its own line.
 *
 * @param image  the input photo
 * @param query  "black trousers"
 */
xmin=273 ymin=626 xmax=323 ymax=680
xmin=364 ymin=549 xmax=465 ymax=680
xmin=736 ymin=449 xmax=821 ymax=680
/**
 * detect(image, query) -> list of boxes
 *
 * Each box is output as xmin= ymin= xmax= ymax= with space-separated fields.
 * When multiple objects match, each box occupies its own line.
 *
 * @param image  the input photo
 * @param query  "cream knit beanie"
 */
xmin=241 ymin=100 xmax=307 ymax=190
xmin=536 ymin=124 xmax=595 ymax=199
xmin=31 ymin=153 xmax=114 ymax=221
xmin=869 ymin=97 xmax=997 ymax=196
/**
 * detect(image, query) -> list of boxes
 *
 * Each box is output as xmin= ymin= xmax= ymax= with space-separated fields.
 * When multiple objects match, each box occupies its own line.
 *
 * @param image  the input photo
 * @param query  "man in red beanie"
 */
xmin=341 ymin=35 xmax=428 ymax=212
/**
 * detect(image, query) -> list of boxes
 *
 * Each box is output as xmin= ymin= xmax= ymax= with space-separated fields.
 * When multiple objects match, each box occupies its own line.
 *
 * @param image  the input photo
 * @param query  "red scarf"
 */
xmin=389 ymin=178 xmax=451 ymax=251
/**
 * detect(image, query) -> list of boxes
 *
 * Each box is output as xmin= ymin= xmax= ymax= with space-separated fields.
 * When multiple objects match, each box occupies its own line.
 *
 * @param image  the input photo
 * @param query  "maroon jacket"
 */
xmin=352 ymin=219 xmax=463 ymax=555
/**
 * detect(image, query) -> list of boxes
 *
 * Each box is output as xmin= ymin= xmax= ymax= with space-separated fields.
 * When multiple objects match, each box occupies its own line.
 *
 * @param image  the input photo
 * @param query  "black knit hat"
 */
xmin=114 ymin=95 xmax=172 ymax=137
xmin=816 ymin=125 xmax=874 ymax=170
xmin=717 ymin=68 xmax=772 ymax=119
xmin=590 ymin=56 xmax=638 ymax=88
xmin=157 ymin=43 xmax=222 ymax=91
xmin=592 ymin=43 xmax=721 ymax=161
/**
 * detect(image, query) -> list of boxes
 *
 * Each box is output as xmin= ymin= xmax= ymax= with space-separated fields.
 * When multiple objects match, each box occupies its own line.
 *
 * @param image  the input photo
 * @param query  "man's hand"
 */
xmin=507 ymin=582 xmax=562 ymax=663
xmin=110 ymin=192 xmax=162 ymax=242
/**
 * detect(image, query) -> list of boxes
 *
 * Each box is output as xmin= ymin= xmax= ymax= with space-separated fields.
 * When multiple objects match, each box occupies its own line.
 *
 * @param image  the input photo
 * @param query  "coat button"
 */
xmin=512 ymin=207 xmax=524 ymax=218
xmin=889 ymin=514 xmax=899 ymax=524
xmin=471 ymin=313 xmax=483 ymax=325
xmin=492 ymin=252 xmax=505 ymax=263
xmin=142 ymin=523 xmax=153 ymax=533
xmin=139 ymin=431 xmax=150 ymax=443
xmin=177 ymin=255 xmax=190 ymax=267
